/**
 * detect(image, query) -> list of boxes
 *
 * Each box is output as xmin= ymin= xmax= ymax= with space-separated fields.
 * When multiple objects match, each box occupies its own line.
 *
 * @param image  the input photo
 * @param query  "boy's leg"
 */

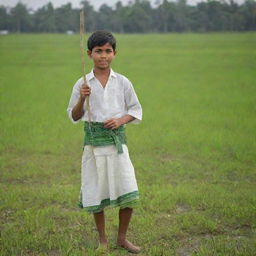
xmin=93 ymin=211 xmax=108 ymax=246
xmin=117 ymin=207 xmax=141 ymax=253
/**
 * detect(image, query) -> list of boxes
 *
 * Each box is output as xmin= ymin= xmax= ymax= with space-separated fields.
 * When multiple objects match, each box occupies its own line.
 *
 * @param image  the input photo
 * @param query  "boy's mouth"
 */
xmin=99 ymin=61 xmax=108 ymax=65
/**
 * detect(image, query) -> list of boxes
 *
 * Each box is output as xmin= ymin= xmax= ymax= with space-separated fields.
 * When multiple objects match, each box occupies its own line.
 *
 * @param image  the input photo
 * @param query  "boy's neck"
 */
xmin=93 ymin=67 xmax=111 ymax=78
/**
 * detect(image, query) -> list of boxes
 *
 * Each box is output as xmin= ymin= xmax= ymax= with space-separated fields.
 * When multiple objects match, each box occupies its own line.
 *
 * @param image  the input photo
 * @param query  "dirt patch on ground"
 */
xmin=176 ymin=234 xmax=211 ymax=256
xmin=175 ymin=203 xmax=192 ymax=214
xmin=161 ymin=153 xmax=177 ymax=163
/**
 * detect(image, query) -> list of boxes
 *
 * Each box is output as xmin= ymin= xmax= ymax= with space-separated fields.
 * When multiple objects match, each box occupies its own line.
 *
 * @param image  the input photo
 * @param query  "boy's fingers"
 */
xmin=81 ymin=84 xmax=90 ymax=89
xmin=104 ymin=119 xmax=113 ymax=124
xmin=104 ymin=122 xmax=112 ymax=128
xmin=104 ymin=120 xmax=119 ymax=129
xmin=104 ymin=119 xmax=114 ymax=128
xmin=81 ymin=88 xmax=91 ymax=94
xmin=81 ymin=87 xmax=90 ymax=91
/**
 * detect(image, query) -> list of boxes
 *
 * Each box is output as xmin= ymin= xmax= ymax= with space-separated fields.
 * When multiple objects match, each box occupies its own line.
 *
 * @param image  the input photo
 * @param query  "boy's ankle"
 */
xmin=99 ymin=238 xmax=108 ymax=244
xmin=117 ymin=234 xmax=125 ymax=241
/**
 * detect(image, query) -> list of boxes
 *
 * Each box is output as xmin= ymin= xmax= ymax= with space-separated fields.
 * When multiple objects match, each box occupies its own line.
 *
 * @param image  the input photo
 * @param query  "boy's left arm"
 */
xmin=104 ymin=78 xmax=142 ymax=130
xmin=123 ymin=78 xmax=142 ymax=124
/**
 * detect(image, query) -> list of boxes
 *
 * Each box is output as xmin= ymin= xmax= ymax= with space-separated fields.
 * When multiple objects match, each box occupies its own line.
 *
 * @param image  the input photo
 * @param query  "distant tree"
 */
xmin=123 ymin=0 xmax=152 ymax=33
xmin=195 ymin=2 xmax=211 ymax=32
xmin=207 ymin=0 xmax=230 ymax=31
xmin=10 ymin=3 xmax=32 ymax=32
xmin=112 ymin=1 xmax=125 ymax=33
xmin=80 ymin=0 xmax=96 ymax=32
xmin=155 ymin=0 xmax=175 ymax=32
xmin=0 ymin=6 xmax=10 ymax=30
xmin=55 ymin=3 xmax=79 ymax=32
xmin=33 ymin=2 xmax=56 ymax=32
xmin=96 ymin=4 xmax=113 ymax=31
xmin=174 ymin=0 xmax=191 ymax=32
xmin=226 ymin=0 xmax=242 ymax=31
xmin=138 ymin=0 xmax=154 ymax=31
xmin=116 ymin=5 xmax=132 ymax=33
xmin=241 ymin=0 xmax=256 ymax=30
xmin=0 ymin=0 xmax=255 ymax=33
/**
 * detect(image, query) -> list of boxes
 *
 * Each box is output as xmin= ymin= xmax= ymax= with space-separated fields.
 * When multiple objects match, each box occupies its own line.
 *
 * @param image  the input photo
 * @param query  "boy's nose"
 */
xmin=101 ymin=52 xmax=107 ymax=57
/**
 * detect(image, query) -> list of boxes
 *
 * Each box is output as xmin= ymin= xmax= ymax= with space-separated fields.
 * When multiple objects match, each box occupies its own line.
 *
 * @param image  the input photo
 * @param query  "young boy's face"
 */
xmin=88 ymin=43 xmax=116 ymax=70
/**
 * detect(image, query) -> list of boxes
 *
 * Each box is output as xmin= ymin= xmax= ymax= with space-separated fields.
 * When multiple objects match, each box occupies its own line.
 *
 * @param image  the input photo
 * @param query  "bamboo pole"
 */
xmin=80 ymin=9 xmax=92 ymax=123
xmin=80 ymin=9 xmax=96 ymax=158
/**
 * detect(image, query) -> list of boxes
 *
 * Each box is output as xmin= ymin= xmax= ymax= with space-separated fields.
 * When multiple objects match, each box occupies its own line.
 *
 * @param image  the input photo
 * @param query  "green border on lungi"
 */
xmin=78 ymin=191 xmax=140 ymax=213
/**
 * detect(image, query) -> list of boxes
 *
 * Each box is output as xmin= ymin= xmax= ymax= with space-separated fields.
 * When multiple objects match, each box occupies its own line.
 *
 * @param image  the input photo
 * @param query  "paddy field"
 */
xmin=0 ymin=33 xmax=255 ymax=255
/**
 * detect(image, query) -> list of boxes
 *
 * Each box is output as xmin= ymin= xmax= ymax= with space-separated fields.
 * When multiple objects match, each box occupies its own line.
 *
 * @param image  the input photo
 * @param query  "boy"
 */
xmin=67 ymin=31 xmax=142 ymax=253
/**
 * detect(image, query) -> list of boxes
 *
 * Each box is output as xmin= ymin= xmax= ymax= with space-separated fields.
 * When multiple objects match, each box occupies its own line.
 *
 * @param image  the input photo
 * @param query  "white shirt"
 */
xmin=67 ymin=69 xmax=142 ymax=124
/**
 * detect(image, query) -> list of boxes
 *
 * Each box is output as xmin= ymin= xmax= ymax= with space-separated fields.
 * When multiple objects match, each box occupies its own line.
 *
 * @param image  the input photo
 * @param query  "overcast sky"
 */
xmin=0 ymin=0 xmax=245 ymax=10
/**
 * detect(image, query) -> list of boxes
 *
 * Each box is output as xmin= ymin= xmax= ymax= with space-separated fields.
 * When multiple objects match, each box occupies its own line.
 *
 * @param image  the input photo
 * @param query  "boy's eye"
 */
xmin=94 ymin=49 xmax=113 ymax=54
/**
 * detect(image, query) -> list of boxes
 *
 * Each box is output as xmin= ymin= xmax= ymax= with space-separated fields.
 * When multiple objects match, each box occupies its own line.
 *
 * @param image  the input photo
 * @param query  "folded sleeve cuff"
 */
xmin=128 ymin=110 xmax=142 ymax=124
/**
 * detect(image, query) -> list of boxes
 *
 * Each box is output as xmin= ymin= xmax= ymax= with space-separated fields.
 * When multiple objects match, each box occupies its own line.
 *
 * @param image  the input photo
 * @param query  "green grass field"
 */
xmin=0 ymin=33 xmax=256 ymax=255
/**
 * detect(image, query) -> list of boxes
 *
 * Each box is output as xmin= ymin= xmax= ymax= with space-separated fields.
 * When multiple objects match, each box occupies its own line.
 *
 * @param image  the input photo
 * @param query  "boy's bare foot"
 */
xmin=96 ymin=242 xmax=108 ymax=254
xmin=117 ymin=239 xmax=141 ymax=254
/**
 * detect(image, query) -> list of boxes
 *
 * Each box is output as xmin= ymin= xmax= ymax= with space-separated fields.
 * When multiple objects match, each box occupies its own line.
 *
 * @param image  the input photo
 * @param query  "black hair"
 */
xmin=87 ymin=30 xmax=116 ymax=51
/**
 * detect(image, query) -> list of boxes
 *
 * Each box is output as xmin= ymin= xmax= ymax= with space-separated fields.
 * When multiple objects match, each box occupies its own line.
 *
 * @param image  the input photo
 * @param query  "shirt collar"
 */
xmin=87 ymin=68 xmax=117 ymax=81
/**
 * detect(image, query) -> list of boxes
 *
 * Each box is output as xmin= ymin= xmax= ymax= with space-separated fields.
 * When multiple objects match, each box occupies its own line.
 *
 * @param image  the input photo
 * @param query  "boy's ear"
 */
xmin=87 ymin=50 xmax=92 ymax=58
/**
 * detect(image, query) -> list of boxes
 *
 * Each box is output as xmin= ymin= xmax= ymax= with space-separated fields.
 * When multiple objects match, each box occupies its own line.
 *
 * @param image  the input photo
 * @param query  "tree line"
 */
xmin=0 ymin=0 xmax=255 ymax=33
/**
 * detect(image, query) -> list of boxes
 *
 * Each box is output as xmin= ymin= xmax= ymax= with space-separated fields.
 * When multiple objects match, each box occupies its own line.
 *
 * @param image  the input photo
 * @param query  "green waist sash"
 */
xmin=84 ymin=121 xmax=127 ymax=154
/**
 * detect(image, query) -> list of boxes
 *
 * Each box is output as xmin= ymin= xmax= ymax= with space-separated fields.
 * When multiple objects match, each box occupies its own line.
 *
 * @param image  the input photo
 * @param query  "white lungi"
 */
xmin=79 ymin=144 xmax=139 ymax=213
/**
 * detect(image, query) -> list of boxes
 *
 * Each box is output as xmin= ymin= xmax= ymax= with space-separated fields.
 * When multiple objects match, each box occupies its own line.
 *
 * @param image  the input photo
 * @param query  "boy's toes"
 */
xmin=95 ymin=243 xmax=109 ymax=255
xmin=117 ymin=239 xmax=141 ymax=254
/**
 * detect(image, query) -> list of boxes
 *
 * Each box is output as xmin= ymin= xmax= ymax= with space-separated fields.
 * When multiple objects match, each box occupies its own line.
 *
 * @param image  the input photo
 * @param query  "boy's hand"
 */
xmin=104 ymin=118 xmax=123 ymax=130
xmin=80 ymin=84 xmax=91 ymax=100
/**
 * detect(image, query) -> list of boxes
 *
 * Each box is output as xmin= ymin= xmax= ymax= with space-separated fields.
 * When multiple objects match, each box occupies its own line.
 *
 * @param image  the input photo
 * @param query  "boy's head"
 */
xmin=87 ymin=31 xmax=116 ymax=70
xmin=87 ymin=30 xmax=116 ymax=51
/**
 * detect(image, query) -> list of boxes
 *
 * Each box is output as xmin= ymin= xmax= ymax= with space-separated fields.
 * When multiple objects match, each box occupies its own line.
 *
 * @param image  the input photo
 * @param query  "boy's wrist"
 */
xmin=79 ymin=96 xmax=86 ymax=103
xmin=119 ymin=115 xmax=135 ymax=126
xmin=119 ymin=117 xmax=126 ymax=126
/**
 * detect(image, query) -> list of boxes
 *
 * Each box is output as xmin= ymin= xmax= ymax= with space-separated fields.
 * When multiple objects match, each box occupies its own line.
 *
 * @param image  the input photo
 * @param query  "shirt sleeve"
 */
xmin=67 ymin=78 xmax=85 ymax=124
xmin=123 ymin=77 xmax=142 ymax=124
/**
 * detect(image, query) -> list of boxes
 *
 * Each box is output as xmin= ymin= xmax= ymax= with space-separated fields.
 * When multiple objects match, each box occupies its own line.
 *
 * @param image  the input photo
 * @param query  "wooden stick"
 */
xmin=80 ymin=9 xmax=92 ymax=123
